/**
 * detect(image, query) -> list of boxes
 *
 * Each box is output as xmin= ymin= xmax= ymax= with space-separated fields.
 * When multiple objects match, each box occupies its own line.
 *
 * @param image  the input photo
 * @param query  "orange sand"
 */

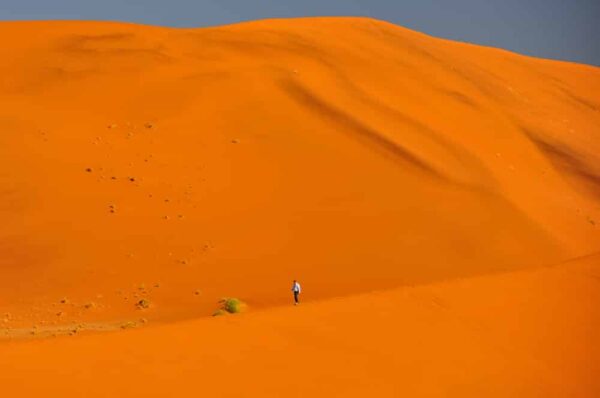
xmin=1 ymin=254 xmax=598 ymax=397
xmin=0 ymin=17 xmax=598 ymax=396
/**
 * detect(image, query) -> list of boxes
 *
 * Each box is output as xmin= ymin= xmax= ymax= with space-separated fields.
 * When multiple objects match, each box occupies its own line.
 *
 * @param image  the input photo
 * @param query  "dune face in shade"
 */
xmin=0 ymin=17 xmax=598 ymax=334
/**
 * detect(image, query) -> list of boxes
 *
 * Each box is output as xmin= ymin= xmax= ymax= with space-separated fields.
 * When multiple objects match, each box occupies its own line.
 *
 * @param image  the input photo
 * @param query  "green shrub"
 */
xmin=218 ymin=297 xmax=247 ymax=314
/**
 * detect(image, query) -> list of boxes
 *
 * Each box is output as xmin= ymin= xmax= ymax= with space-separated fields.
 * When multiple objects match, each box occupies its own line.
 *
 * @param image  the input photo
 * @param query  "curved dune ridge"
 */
xmin=0 ymin=19 xmax=598 ymax=323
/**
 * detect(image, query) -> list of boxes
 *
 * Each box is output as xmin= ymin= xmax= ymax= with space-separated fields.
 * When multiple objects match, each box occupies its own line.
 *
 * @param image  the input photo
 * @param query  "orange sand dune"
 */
xmin=1 ymin=17 xmax=598 ymax=327
xmin=1 ymin=253 xmax=598 ymax=396
xmin=0 ymin=16 xmax=599 ymax=394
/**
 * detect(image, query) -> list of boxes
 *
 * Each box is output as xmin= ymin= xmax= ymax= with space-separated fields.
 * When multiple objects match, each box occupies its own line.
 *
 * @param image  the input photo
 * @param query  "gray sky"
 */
xmin=1 ymin=0 xmax=599 ymax=66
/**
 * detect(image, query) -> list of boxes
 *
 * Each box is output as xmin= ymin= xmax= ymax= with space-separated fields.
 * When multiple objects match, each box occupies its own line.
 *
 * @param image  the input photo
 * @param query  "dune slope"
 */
xmin=0 ymin=253 xmax=598 ymax=397
xmin=0 ymin=17 xmax=598 ymax=327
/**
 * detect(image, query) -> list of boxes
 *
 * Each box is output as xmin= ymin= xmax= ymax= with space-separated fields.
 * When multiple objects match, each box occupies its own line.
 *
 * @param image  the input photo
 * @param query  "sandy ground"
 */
xmin=0 ymin=16 xmax=598 ymax=396
xmin=0 ymin=254 xmax=598 ymax=397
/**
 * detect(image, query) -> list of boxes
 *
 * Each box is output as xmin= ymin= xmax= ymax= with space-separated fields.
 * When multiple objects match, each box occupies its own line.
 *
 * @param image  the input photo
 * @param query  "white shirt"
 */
xmin=292 ymin=282 xmax=301 ymax=293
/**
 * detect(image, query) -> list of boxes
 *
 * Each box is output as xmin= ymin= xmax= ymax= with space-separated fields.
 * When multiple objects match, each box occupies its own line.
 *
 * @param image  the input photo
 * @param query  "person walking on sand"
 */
xmin=291 ymin=280 xmax=301 ymax=305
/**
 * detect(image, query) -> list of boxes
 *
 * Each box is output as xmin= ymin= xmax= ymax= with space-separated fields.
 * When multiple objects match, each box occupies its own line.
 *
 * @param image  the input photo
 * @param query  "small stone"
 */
xmin=136 ymin=299 xmax=150 ymax=309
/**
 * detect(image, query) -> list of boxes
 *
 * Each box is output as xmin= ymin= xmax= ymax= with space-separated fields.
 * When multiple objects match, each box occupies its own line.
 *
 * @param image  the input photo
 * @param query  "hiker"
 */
xmin=291 ymin=280 xmax=301 ymax=305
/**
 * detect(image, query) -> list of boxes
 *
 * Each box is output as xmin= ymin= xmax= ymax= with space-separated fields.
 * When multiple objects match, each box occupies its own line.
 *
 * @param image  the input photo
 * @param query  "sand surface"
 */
xmin=1 ymin=254 xmax=598 ymax=396
xmin=0 ymin=17 xmax=598 ymax=396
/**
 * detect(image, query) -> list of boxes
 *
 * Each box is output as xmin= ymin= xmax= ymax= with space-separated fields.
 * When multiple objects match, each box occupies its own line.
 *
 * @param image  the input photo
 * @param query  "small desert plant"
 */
xmin=212 ymin=309 xmax=228 ymax=317
xmin=218 ymin=297 xmax=247 ymax=314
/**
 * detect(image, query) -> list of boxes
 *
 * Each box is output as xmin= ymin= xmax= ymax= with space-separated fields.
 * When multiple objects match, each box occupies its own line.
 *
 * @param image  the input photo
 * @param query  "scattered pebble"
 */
xmin=120 ymin=321 xmax=137 ymax=329
xmin=136 ymin=299 xmax=150 ymax=309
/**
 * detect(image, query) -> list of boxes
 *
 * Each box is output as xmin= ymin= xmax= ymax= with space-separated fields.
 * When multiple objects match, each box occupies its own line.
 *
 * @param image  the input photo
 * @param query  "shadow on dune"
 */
xmin=522 ymin=126 xmax=600 ymax=199
xmin=278 ymin=78 xmax=447 ymax=180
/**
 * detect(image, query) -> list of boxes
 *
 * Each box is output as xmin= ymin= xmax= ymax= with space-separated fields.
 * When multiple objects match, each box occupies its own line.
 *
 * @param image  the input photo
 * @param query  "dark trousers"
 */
xmin=294 ymin=291 xmax=299 ymax=304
